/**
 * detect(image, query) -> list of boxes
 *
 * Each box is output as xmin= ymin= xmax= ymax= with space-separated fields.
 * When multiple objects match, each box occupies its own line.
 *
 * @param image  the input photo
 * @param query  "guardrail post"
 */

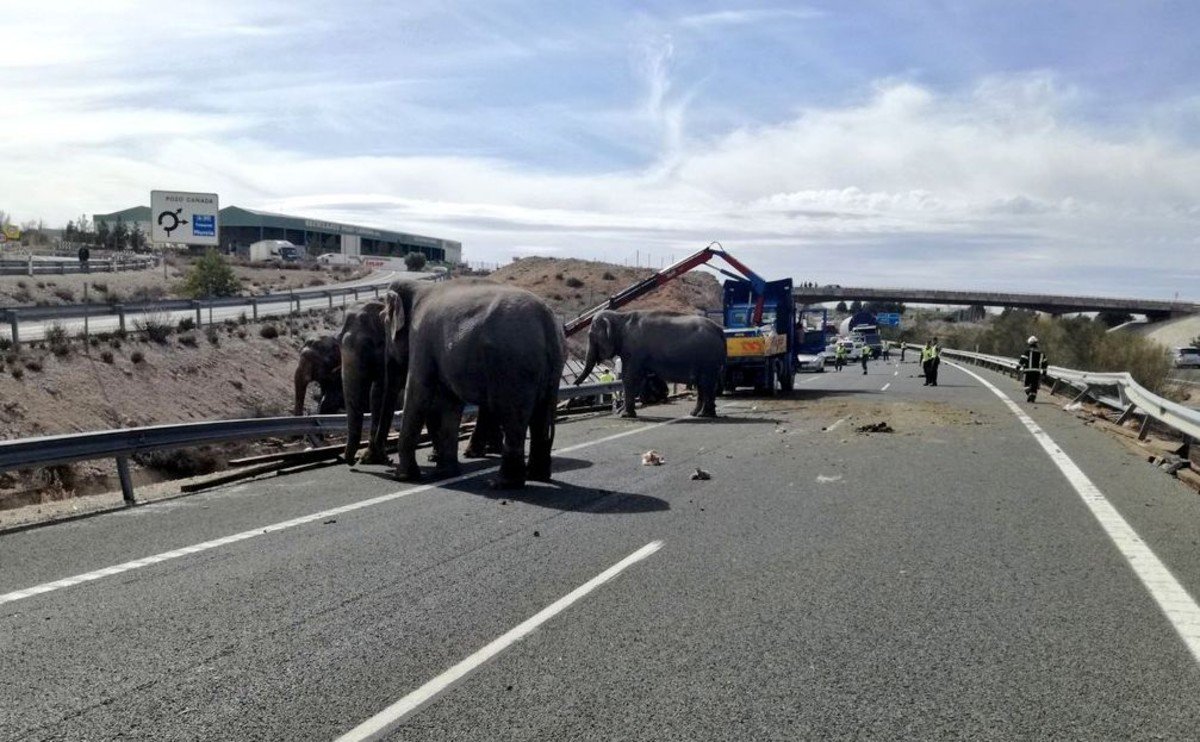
xmin=1116 ymin=404 xmax=1137 ymax=426
xmin=193 ymin=301 xmax=202 ymax=327
xmin=116 ymin=456 xmax=136 ymax=506
xmin=1049 ymin=379 xmax=1061 ymax=396
xmin=353 ymin=288 xmax=359 ymax=301
xmin=327 ymin=291 xmax=333 ymax=309
xmin=373 ymin=286 xmax=380 ymax=298
xmin=1069 ymin=387 xmax=1091 ymax=405
xmin=8 ymin=311 xmax=19 ymax=350
xmin=1137 ymin=414 xmax=1152 ymax=441
xmin=251 ymin=298 xmax=258 ymax=320
xmin=116 ymin=305 xmax=126 ymax=334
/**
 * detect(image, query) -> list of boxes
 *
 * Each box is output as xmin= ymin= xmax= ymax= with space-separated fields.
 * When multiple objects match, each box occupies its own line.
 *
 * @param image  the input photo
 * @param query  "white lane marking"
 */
xmin=0 ymin=417 xmax=689 ymax=606
xmin=881 ymin=383 xmax=891 ymax=392
xmin=335 ymin=540 xmax=663 ymax=742
xmin=894 ymin=370 xmax=899 ymax=376
xmin=803 ymin=375 xmax=824 ymax=384
xmin=948 ymin=361 xmax=1200 ymax=664
xmin=825 ymin=417 xmax=847 ymax=433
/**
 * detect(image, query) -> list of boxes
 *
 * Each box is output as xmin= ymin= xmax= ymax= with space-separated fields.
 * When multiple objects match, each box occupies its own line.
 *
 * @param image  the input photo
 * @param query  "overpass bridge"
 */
xmin=792 ymin=285 xmax=1198 ymax=319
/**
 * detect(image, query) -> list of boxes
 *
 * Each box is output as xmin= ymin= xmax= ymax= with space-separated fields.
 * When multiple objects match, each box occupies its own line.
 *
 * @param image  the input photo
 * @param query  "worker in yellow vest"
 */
xmin=921 ymin=341 xmax=936 ymax=385
xmin=834 ymin=343 xmax=847 ymax=372
xmin=860 ymin=344 xmax=872 ymax=375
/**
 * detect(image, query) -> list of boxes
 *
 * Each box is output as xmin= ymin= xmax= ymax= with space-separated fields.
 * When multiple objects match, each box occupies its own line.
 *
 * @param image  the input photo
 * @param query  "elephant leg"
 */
xmin=526 ymin=392 xmax=555 ymax=483
xmin=619 ymin=369 xmax=640 ymax=418
xmin=491 ymin=401 xmax=533 ymax=489
xmin=343 ymin=378 xmax=368 ymax=465
xmin=698 ymin=373 xmax=718 ymax=417
xmin=463 ymin=406 xmax=492 ymax=458
xmin=357 ymin=379 xmax=389 ymax=465
xmin=365 ymin=361 xmax=400 ymax=465
xmin=394 ymin=381 xmax=428 ymax=482
xmin=430 ymin=393 xmax=464 ymax=478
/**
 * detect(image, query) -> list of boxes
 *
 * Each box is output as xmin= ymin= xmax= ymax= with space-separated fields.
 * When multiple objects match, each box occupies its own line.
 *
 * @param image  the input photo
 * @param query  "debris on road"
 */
xmin=817 ymin=474 xmax=843 ymax=483
xmin=323 ymin=518 xmax=337 ymax=525
xmin=691 ymin=468 xmax=711 ymax=481
xmin=856 ymin=421 xmax=894 ymax=433
xmin=533 ymin=530 xmax=540 ymax=537
xmin=642 ymin=450 xmax=665 ymax=466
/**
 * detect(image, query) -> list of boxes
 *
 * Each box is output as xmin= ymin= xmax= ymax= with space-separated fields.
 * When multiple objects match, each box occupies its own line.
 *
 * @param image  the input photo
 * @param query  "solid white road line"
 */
xmin=881 ymin=383 xmax=891 ymax=392
xmin=825 ymin=417 xmax=847 ymax=433
xmin=0 ymin=417 xmax=690 ymax=606
xmin=334 ymin=541 xmax=664 ymax=742
xmin=948 ymin=361 xmax=1200 ymax=664
xmin=803 ymin=375 xmax=824 ymax=383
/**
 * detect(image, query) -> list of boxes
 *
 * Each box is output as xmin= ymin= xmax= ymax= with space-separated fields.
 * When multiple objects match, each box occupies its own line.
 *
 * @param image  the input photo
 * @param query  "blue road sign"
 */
xmin=192 ymin=214 xmax=216 ymax=238
xmin=876 ymin=313 xmax=901 ymax=326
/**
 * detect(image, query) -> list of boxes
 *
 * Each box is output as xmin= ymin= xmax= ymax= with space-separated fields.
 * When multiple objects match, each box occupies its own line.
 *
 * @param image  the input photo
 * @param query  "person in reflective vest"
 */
xmin=921 ymin=341 xmax=937 ymax=386
xmin=860 ymin=344 xmax=872 ymax=375
xmin=834 ymin=343 xmax=847 ymax=372
xmin=1018 ymin=336 xmax=1049 ymax=402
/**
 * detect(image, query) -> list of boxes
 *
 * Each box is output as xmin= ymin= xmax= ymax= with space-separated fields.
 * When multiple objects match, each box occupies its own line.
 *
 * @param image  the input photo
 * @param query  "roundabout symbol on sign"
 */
xmin=157 ymin=208 xmax=188 ymax=237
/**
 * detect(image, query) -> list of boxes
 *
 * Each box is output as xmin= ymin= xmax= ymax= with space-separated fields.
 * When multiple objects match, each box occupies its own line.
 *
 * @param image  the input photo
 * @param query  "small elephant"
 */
xmin=576 ymin=309 xmax=724 ymax=418
xmin=294 ymin=335 xmax=343 ymax=416
xmin=337 ymin=301 xmax=392 ymax=464
xmin=376 ymin=278 xmax=565 ymax=488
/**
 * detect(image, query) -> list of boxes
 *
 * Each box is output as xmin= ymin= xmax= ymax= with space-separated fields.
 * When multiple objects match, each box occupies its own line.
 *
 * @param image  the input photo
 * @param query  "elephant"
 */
xmin=293 ymin=335 xmax=343 ymax=416
xmin=575 ymin=309 xmax=724 ymax=418
xmin=374 ymin=278 xmax=565 ymax=488
xmin=337 ymin=301 xmax=392 ymax=465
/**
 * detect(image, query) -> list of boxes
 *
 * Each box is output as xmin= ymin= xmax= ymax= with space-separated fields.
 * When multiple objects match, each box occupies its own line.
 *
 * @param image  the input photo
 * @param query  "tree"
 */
xmin=96 ymin=221 xmax=111 ymax=249
xmin=835 ymin=301 xmax=848 ymax=313
xmin=849 ymin=300 xmax=863 ymax=313
xmin=64 ymin=220 xmax=77 ymax=243
xmin=109 ymin=220 xmax=129 ymax=250
xmin=404 ymin=251 xmax=428 ymax=271
xmin=181 ymin=249 xmax=240 ymax=298
xmin=128 ymin=223 xmax=147 ymax=252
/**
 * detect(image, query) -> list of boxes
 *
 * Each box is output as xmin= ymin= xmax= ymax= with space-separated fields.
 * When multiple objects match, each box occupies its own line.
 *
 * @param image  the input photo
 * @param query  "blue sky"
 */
xmin=3 ymin=1 xmax=1199 ymax=298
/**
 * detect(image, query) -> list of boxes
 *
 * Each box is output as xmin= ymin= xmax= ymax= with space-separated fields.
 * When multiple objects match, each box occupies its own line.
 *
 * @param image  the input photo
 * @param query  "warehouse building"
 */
xmin=93 ymin=205 xmax=462 ymax=264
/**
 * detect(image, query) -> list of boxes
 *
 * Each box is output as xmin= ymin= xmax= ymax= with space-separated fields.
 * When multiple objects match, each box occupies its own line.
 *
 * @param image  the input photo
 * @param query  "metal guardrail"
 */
xmin=0 ymin=257 xmax=157 ymax=276
xmin=0 ymin=381 xmax=624 ymax=505
xmin=0 ymin=272 xmax=416 ymax=347
xmin=926 ymin=345 xmax=1200 ymax=443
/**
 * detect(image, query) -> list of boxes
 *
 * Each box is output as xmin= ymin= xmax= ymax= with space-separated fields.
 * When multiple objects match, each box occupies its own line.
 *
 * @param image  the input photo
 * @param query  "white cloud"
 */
xmin=678 ymin=8 xmax=824 ymax=28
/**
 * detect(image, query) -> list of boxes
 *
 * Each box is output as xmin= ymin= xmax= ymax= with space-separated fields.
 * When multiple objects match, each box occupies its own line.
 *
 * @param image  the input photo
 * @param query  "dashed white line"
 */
xmin=334 ymin=540 xmax=664 ymax=741
xmin=803 ymin=375 xmax=824 ymax=383
xmin=825 ymin=417 xmax=847 ymax=433
xmin=0 ymin=417 xmax=690 ymax=606
xmin=948 ymin=360 xmax=1200 ymax=665
xmin=881 ymin=383 xmax=891 ymax=392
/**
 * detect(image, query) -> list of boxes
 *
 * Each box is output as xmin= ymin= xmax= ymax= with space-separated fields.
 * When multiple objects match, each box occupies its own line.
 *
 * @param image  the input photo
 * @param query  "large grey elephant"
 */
xmin=575 ymin=309 xmax=725 ymax=418
xmin=375 ymin=278 xmax=565 ymax=488
xmin=293 ymin=335 xmax=343 ymax=416
xmin=337 ymin=301 xmax=392 ymax=464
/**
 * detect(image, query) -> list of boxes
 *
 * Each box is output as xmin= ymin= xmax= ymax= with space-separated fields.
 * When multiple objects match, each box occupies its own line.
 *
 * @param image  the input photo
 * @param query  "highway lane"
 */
xmin=0 ymin=270 xmax=417 ymax=342
xmin=4 ymin=359 xmax=1200 ymax=739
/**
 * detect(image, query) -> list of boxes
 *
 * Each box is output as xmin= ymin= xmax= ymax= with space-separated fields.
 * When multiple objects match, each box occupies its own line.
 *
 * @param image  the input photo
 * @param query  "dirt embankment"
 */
xmin=0 ymin=310 xmax=345 ymax=510
xmin=488 ymin=257 xmax=722 ymax=356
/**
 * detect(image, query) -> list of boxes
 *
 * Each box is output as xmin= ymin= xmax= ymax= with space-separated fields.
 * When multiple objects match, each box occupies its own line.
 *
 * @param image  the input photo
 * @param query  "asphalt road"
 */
xmin=4 ymin=358 xmax=1200 ymax=740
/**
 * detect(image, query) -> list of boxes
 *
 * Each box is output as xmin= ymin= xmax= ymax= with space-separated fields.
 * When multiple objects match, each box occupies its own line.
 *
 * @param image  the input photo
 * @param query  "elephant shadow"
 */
xmin=356 ymin=455 xmax=670 ymax=514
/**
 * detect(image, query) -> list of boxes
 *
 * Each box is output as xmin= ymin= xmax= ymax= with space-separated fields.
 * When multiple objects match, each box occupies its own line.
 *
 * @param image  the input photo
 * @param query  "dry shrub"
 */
xmin=130 ymin=350 xmax=145 ymax=364
xmin=100 ymin=350 xmax=115 ymax=364
xmin=133 ymin=447 xmax=219 ymax=478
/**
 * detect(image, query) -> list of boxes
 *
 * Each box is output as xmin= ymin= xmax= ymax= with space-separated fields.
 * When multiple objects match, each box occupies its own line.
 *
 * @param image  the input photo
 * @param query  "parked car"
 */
xmin=1174 ymin=347 xmax=1200 ymax=368
xmin=795 ymin=351 xmax=827 ymax=373
xmin=823 ymin=338 xmax=863 ymax=363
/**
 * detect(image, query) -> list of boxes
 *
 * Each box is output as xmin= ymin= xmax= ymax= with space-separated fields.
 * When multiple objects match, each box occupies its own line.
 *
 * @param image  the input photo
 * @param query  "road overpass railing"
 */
xmin=0 ymin=381 xmax=623 ymax=506
xmin=923 ymin=345 xmax=1200 ymax=443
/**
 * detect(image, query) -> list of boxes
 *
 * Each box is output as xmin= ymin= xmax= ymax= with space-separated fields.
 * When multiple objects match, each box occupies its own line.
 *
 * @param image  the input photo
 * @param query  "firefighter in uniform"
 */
xmin=1018 ymin=336 xmax=1049 ymax=402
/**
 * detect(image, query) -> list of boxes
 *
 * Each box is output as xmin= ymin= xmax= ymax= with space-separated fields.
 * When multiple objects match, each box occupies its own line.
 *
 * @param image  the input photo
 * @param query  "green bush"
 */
xmin=178 ymin=317 xmax=196 ymax=332
xmin=565 ymin=276 xmax=584 ymax=289
xmin=403 ymin=252 xmax=428 ymax=271
xmin=100 ymin=350 xmax=114 ymax=364
xmin=130 ymin=350 xmax=145 ymax=364
xmin=135 ymin=313 xmax=172 ymax=344
xmin=178 ymin=333 xmax=198 ymax=347
xmin=180 ymin=249 xmax=239 ymax=299
xmin=259 ymin=324 xmax=279 ymax=339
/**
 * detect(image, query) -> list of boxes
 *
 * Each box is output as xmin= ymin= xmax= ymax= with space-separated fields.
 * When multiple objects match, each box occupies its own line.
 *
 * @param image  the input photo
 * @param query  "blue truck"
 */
xmin=721 ymin=277 xmax=796 ymax=393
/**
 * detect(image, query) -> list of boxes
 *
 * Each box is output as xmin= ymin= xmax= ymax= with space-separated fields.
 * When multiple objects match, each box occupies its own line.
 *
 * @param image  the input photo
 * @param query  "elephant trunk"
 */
xmin=575 ymin=345 xmax=597 ymax=385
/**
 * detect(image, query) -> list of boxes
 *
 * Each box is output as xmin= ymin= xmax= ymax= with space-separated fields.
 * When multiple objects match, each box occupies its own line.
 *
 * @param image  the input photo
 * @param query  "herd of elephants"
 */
xmin=292 ymin=278 xmax=726 ymax=488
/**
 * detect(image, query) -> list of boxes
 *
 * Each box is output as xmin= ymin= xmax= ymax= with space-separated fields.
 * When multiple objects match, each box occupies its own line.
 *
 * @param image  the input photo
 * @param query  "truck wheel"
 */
xmin=779 ymin=360 xmax=795 ymax=392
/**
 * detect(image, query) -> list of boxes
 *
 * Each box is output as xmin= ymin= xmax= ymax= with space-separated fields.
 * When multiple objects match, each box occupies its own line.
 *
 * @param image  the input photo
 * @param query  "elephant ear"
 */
xmin=384 ymin=290 xmax=407 ymax=343
xmin=593 ymin=313 xmax=615 ymax=358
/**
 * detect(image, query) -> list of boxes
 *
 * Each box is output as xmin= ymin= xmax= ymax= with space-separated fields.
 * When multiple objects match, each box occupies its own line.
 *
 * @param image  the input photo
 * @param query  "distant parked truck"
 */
xmin=838 ymin=310 xmax=882 ymax=357
xmin=244 ymin=239 xmax=302 ymax=263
